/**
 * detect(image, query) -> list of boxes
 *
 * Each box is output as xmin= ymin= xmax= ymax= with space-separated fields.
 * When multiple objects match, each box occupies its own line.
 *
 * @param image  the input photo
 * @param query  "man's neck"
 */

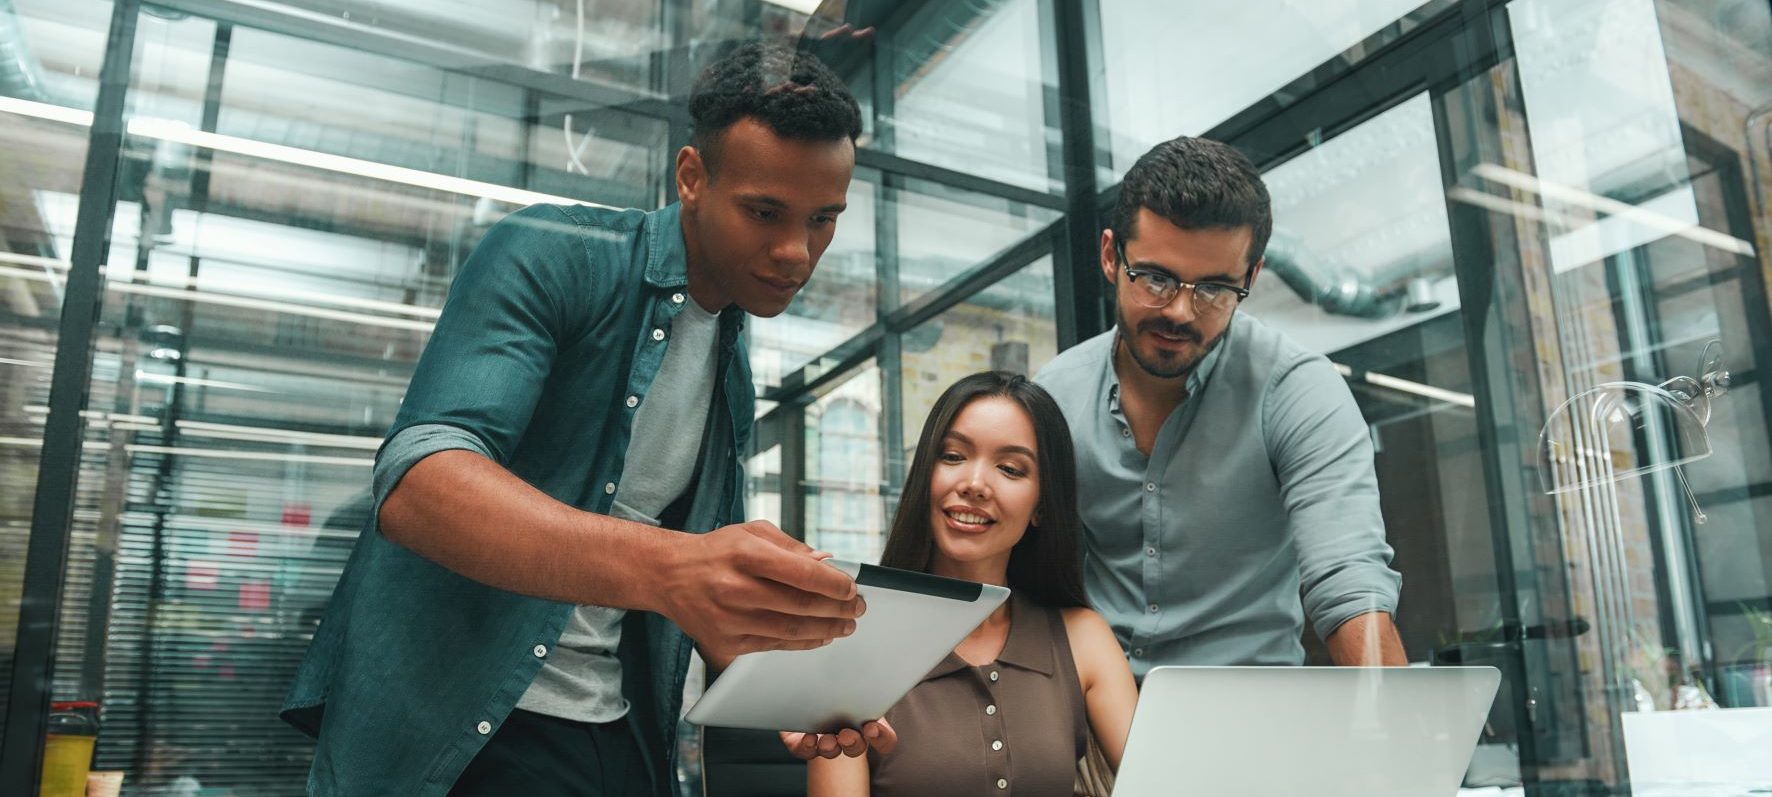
xmin=1113 ymin=335 xmax=1190 ymax=412
xmin=678 ymin=211 xmax=731 ymax=312
xmin=1113 ymin=337 xmax=1190 ymax=456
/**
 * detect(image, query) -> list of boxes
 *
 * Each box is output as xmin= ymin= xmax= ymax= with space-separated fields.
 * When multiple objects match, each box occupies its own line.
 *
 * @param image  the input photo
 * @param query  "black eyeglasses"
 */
xmin=1114 ymin=240 xmax=1250 ymax=316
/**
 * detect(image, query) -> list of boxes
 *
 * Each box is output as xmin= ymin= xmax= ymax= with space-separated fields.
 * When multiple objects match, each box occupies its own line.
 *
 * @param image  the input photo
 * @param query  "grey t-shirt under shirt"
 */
xmin=516 ymin=297 xmax=720 ymax=722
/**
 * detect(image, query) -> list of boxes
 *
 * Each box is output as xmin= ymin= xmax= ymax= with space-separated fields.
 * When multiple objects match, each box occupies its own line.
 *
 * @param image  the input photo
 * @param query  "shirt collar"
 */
xmin=995 ymin=592 xmax=1057 ymax=676
xmin=644 ymin=202 xmax=688 ymax=289
xmin=920 ymin=592 xmax=1056 ymax=681
xmin=646 ymin=202 xmax=746 ymax=342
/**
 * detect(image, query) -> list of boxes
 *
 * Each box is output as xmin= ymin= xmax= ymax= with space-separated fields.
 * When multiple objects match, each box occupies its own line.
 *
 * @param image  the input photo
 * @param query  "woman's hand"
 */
xmin=781 ymin=718 xmax=897 ymax=759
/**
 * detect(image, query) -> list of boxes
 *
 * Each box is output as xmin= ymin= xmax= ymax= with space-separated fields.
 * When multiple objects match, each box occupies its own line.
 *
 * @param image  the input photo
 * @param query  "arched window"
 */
xmin=817 ymin=400 xmax=882 ymax=554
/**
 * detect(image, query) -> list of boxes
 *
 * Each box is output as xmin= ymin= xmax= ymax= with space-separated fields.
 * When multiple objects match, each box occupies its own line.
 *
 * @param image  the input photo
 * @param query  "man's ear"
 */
xmin=676 ymin=145 xmax=706 ymax=209
xmin=1099 ymin=229 xmax=1117 ymax=286
xmin=1245 ymin=256 xmax=1265 ymax=291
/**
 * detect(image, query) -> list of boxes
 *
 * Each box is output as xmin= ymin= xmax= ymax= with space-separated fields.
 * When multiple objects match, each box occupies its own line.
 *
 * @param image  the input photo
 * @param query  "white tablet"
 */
xmin=684 ymin=559 xmax=1010 ymax=732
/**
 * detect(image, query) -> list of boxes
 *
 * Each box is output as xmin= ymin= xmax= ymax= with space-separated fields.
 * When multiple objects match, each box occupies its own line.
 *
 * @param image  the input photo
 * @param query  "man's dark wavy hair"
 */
xmin=1112 ymin=136 xmax=1272 ymax=268
xmin=688 ymin=41 xmax=862 ymax=174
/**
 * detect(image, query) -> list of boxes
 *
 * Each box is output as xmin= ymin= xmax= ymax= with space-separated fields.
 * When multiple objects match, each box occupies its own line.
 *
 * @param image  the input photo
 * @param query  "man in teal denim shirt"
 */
xmin=282 ymin=44 xmax=890 ymax=797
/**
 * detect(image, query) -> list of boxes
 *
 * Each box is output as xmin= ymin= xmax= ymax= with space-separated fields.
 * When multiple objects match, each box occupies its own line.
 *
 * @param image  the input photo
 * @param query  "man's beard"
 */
xmin=1115 ymin=303 xmax=1229 ymax=380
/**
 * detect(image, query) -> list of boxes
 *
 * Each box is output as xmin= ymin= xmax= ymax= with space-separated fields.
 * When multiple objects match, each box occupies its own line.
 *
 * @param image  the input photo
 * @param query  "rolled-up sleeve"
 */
xmin=370 ymin=424 xmax=495 ymax=537
xmin=370 ymin=204 xmax=594 ymax=530
xmin=1263 ymin=355 xmax=1402 ymax=640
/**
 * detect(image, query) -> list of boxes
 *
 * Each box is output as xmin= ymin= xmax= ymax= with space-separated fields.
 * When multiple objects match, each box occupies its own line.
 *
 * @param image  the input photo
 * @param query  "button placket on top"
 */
xmin=1139 ymin=405 xmax=1186 ymax=653
xmin=1137 ymin=458 xmax=1162 ymax=652
xmin=1108 ymin=380 xmax=1162 ymax=657
xmin=975 ymin=665 xmax=1009 ymax=792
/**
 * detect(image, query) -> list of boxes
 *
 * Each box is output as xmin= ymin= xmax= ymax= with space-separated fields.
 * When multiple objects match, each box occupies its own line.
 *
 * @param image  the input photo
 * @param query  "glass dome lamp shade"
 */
xmin=1536 ymin=341 xmax=1730 ymax=523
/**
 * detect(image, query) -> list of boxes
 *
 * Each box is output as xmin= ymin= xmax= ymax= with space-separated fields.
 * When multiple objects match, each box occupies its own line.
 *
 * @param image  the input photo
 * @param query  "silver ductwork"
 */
xmin=1263 ymin=231 xmax=1447 ymax=319
xmin=0 ymin=0 xmax=49 ymax=101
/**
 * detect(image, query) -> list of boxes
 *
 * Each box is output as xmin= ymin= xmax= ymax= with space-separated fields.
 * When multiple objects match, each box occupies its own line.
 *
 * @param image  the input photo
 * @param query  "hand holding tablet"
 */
xmin=685 ymin=559 xmax=1010 ymax=733
xmin=658 ymin=521 xmax=865 ymax=666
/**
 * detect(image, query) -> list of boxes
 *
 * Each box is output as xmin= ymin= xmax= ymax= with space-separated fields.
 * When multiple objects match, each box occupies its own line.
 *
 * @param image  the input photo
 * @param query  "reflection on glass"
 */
xmin=0 ymin=0 xmax=114 ymax=751
xmin=1441 ymin=0 xmax=1772 ymax=789
xmin=1537 ymin=341 xmax=1730 ymax=512
xmin=752 ymin=172 xmax=1060 ymax=390
xmin=1247 ymin=92 xmax=1458 ymax=354
xmin=1098 ymin=0 xmax=1434 ymax=176
xmin=899 ymin=257 xmax=1056 ymax=456
xmin=803 ymin=364 xmax=885 ymax=564
xmin=1507 ymin=0 xmax=1757 ymax=273
xmin=1536 ymin=383 xmax=1710 ymax=518
xmin=218 ymin=0 xmax=672 ymax=92
xmin=16 ymin=3 xmax=676 ymax=790
xmin=895 ymin=180 xmax=1060 ymax=307
xmin=888 ymin=0 xmax=1056 ymax=192
xmin=103 ymin=66 xmax=436 ymax=797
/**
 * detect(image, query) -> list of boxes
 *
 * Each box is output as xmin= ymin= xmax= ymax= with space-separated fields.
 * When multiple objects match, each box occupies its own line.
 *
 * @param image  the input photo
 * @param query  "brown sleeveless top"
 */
xmin=867 ymin=592 xmax=1089 ymax=796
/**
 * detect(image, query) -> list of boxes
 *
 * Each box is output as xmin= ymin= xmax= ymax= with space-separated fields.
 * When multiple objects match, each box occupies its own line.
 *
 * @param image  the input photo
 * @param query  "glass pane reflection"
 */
xmin=0 ymin=0 xmax=114 ymax=752
xmin=1098 ymin=0 xmax=1435 ymax=178
xmin=803 ymin=363 xmax=887 ymax=565
xmin=900 ymin=257 xmax=1057 ymax=451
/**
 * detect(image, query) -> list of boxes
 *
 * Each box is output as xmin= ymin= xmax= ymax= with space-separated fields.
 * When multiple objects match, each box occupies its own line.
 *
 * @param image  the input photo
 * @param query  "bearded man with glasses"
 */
xmin=1035 ymin=136 xmax=1407 ymax=675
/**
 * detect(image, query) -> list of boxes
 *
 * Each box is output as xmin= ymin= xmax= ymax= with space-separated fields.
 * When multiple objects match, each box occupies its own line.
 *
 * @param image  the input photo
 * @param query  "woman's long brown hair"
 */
xmin=878 ymin=371 xmax=1089 ymax=609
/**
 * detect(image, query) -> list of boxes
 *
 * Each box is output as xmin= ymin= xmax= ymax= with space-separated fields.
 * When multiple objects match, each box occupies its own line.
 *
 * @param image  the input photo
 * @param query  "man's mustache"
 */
xmin=1138 ymin=321 xmax=1200 ymax=343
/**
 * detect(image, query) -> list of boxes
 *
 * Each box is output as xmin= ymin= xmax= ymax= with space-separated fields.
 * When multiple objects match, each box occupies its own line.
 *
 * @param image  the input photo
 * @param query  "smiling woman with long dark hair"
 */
xmin=804 ymin=371 xmax=1137 ymax=797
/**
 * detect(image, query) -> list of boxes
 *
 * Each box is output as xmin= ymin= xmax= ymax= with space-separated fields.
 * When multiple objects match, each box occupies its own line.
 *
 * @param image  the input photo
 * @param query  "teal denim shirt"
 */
xmin=281 ymin=202 xmax=753 ymax=796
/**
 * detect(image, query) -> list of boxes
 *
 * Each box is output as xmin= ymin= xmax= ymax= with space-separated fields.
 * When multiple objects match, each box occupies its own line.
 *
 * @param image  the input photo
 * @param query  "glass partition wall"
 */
xmin=3 ymin=0 xmax=1769 ymax=795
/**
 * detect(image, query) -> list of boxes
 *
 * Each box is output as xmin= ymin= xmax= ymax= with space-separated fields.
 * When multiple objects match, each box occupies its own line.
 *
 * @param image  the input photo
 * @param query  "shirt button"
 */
xmin=1145 ymin=547 xmax=1157 ymax=557
xmin=476 ymin=720 xmax=492 ymax=735
xmin=604 ymin=482 xmax=616 ymax=495
xmin=985 ymin=704 xmax=997 ymax=716
xmin=1149 ymin=604 xmax=1159 ymax=613
xmin=1122 ymin=428 xmax=1131 ymax=437
xmin=989 ymin=671 xmax=999 ymax=682
xmin=533 ymin=644 xmax=548 ymax=658
xmin=997 ymin=778 xmax=1008 ymax=789
xmin=1144 ymin=482 xmax=1156 ymax=492
xmin=625 ymin=395 xmax=639 ymax=408
xmin=992 ymin=740 xmax=1004 ymax=751
xmin=671 ymin=292 xmax=685 ymax=304
xmin=652 ymin=328 xmax=666 ymax=341
xmin=1133 ymin=648 xmax=1144 ymax=657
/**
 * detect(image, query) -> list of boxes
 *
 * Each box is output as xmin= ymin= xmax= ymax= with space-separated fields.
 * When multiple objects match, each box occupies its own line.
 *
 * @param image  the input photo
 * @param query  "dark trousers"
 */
xmin=447 ymin=709 xmax=655 ymax=797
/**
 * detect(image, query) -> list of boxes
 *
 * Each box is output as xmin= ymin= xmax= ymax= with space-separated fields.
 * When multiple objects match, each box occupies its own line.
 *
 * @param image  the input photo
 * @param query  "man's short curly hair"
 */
xmin=689 ymin=41 xmax=862 ymax=173
xmin=1113 ymin=136 xmax=1272 ymax=268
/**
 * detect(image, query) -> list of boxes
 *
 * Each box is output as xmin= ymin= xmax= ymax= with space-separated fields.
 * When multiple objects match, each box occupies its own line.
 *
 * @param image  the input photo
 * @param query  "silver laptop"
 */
xmin=1114 ymin=666 xmax=1500 ymax=797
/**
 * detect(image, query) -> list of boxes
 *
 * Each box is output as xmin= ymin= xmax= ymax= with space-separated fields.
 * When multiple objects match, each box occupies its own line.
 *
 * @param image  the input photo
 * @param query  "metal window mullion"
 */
xmin=761 ymin=219 xmax=1059 ymax=407
xmin=1430 ymin=0 xmax=1553 ymax=780
xmin=873 ymin=30 xmax=907 ymax=517
xmin=1047 ymin=0 xmax=1106 ymax=349
xmin=1 ymin=1 xmax=141 ymax=792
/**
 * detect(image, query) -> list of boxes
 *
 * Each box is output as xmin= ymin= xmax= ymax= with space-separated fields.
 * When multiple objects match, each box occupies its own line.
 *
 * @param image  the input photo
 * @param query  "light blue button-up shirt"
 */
xmin=1035 ymin=313 xmax=1400 ymax=673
